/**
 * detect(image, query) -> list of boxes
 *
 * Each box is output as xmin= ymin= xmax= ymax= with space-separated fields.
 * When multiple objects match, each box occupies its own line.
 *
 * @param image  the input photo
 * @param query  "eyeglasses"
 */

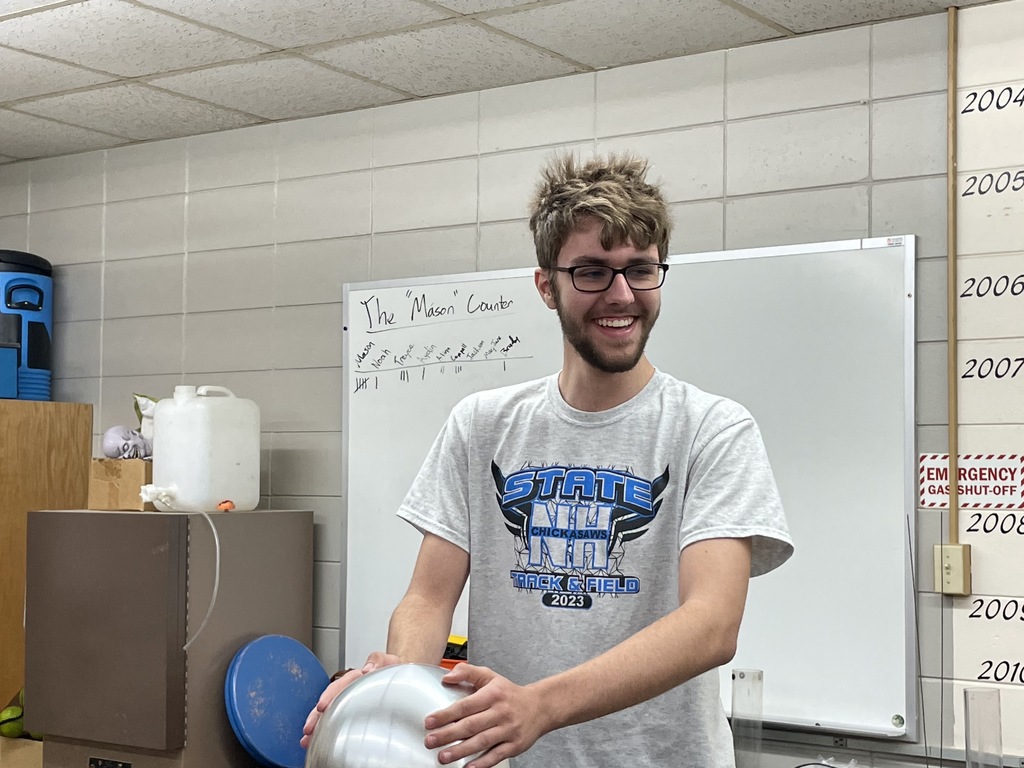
xmin=552 ymin=263 xmax=669 ymax=293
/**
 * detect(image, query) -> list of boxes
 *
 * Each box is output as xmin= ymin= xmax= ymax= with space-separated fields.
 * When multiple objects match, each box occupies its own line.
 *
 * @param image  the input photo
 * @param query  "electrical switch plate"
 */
xmin=933 ymin=544 xmax=972 ymax=595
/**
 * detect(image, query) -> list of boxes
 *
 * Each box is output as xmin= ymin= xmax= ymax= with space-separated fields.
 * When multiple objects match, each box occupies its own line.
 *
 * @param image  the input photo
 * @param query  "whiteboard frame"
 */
xmin=340 ymin=236 xmax=918 ymax=740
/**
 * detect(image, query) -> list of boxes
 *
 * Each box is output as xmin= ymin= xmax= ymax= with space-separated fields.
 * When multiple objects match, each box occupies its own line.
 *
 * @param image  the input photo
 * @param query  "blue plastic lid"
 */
xmin=224 ymin=635 xmax=329 ymax=768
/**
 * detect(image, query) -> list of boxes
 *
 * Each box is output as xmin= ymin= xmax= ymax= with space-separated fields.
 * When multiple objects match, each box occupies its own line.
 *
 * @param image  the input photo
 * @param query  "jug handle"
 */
xmin=197 ymin=385 xmax=235 ymax=398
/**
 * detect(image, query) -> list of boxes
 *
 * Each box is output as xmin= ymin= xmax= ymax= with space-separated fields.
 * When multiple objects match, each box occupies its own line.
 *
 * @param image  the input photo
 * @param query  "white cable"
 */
xmin=183 ymin=509 xmax=220 ymax=652
xmin=149 ymin=489 xmax=221 ymax=652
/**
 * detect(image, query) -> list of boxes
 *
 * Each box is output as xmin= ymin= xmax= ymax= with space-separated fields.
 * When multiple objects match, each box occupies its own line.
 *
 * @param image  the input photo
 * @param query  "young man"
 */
xmin=303 ymin=154 xmax=793 ymax=767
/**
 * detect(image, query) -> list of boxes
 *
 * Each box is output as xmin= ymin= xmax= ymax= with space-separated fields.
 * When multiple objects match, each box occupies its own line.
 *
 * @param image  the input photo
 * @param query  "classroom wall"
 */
xmin=0 ymin=10 xmax=976 ymax=766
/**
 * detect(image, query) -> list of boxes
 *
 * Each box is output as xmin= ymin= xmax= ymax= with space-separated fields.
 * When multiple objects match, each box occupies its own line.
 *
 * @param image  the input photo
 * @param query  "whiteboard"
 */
xmin=342 ymin=237 xmax=917 ymax=739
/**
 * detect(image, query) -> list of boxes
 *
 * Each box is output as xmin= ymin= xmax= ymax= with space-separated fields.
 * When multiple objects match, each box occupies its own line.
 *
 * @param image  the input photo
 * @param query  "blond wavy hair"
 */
xmin=528 ymin=153 xmax=672 ymax=270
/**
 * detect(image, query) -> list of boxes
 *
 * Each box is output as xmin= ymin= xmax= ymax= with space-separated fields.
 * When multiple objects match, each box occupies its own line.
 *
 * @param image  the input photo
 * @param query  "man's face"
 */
xmin=538 ymin=218 xmax=662 ymax=374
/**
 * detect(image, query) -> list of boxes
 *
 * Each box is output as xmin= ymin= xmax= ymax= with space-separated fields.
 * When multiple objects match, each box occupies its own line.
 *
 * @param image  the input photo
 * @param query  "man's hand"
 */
xmin=423 ymin=664 xmax=549 ymax=767
xmin=300 ymin=651 xmax=400 ymax=748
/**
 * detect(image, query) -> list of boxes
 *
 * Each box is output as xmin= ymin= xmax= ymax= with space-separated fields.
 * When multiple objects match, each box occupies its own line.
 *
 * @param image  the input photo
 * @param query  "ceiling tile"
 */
xmin=151 ymin=56 xmax=405 ymax=120
xmin=0 ymin=1 xmax=65 ymax=17
xmin=0 ymin=108 xmax=126 ymax=159
xmin=487 ymin=0 xmax=782 ymax=68
xmin=14 ymin=83 xmax=259 ymax=140
xmin=734 ymin=0 xmax=953 ymax=33
xmin=136 ymin=0 xmax=452 ymax=48
xmin=0 ymin=0 xmax=270 ymax=77
xmin=434 ymin=0 xmax=542 ymax=13
xmin=310 ymin=21 xmax=580 ymax=97
xmin=0 ymin=47 xmax=114 ymax=102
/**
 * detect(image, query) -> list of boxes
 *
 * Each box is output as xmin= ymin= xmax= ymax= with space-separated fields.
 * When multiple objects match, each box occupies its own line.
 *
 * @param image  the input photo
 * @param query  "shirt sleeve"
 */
xmin=396 ymin=398 xmax=473 ymax=553
xmin=679 ymin=410 xmax=794 ymax=577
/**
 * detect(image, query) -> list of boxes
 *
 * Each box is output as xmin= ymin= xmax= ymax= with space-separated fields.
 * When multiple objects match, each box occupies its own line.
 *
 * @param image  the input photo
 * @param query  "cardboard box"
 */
xmin=87 ymin=459 xmax=154 ymax=511
xmin=0 ymin=737 xmax=43 ymax=768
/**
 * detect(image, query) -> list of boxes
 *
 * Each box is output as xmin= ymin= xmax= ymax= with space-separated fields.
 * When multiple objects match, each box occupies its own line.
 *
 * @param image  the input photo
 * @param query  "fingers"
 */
xmin=362 ymin=650 xmax=400 ymax=674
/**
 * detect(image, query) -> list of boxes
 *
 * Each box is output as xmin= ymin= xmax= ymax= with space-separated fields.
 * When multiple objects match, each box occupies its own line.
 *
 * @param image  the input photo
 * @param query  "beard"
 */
xmin=551 ymin=282 xmax=659 ymax=374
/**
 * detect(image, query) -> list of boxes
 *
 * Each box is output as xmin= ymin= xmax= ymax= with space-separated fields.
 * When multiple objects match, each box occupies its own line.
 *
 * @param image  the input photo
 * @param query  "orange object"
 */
xmin=439 ymin=658 xmax=465 ymax=671
xmin=217 ymin=500 xmax=235 ymax=511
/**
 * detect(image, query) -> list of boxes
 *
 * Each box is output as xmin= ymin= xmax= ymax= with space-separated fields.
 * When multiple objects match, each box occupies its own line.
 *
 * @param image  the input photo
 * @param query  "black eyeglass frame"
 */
xmin=552 ymin=263 xmax=670 ymax=293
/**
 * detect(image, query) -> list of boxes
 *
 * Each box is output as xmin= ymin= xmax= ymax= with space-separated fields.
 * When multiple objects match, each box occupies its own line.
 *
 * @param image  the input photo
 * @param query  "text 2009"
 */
xmin=961 ymin=86 xmax=1024 ymax=113
xmin=961 ymin=170 xmax=1024 ymax=196
xmin=978 ymin=660 xmax=1024 ymax=685
xmin=960 ymin=275 xmax=1024 ymax=299
xmin=969 ymin=597 xmax=1024 ymax=622
xmin=966 ymin=512 xmax=1024 ymax=535
xmin=961 ymin=357 xmax=1024 ymax=380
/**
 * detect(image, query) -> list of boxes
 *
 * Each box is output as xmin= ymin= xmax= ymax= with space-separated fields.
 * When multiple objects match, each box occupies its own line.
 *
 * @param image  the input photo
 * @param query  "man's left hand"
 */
xmin=424 ymin=664 xmax=549 ymax=767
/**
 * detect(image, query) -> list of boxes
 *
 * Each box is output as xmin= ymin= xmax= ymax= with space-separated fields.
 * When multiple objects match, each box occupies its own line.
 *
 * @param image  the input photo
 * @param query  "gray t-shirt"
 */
xmin=398 ymin=370 xmax=793 ymax=768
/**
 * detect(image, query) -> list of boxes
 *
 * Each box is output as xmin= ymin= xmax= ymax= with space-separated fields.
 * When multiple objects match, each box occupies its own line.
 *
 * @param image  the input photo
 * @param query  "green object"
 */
xmin=0 ymin=704 xmax=24 ymax=738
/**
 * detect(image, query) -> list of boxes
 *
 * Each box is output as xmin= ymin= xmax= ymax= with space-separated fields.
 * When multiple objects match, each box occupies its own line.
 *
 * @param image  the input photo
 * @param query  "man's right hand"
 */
xmin=300 ymin=651 xmax=401 ymax=748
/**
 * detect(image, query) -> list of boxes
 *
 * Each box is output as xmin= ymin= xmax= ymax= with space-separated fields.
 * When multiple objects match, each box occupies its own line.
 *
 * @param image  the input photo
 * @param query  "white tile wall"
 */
xmin=726 ymin=105 xmax=869 ymax=195
xmin=183 ymin=308 xmax=274 ymax=373
xmin=277 ymin=111 xmax=372 ymax=181
xmin=105 ymin=194 xmax=185 ymax=259
xmin=871 ymin=14 xmax=947 ymax=99
xmin=275 ymin=237 xmax=370 ymax=307
xmin=0 ymin=213 xmax=28 ymax=250
xmin=478 ymin=220 xmax=535 ymax=271
xmin=725 ymin=186 xmax=869 ymax=250
xmin=276 ymin=171 xmax=371 ymax=243
xmin=272 ymin=303 xmax=343 ymax=369
xmin=0 ymin=162 xmax=30 ymax=216
xmin=371 ymin=158 xmax=477 ymax=232
xmin=872 ymin=94 xmax=947 ymax=179
xmin=726 ymin=27 xmax=869 ymax=119
xmin=369 ymin=226 xmax=477 ymax=281
xmin=871 ymin=176 xmax=947 ymax=258
xmin=28 ymin=204 xmax=103 ymax=264
xmin=598 ymin=126 xmax=724 ymax=202
xmin=667 ymin=200 xmax=724 ymax=254
xmin=479 ymin=73 xmax=595 ymax=153
xmin=29 ymin=152 xmax=105 ymax=211
xmin=186 ymin=245 xmax=275 ymax=313
xmin=19 ymin=16 xmax=960 ymax=764
xmin=479 ymin=143 xmax=591 ymax=223
xmin=102 ymin=314 xmax=182 ymax=376
xmin=186 ymin=184 xmax=275 ymax=252
xmin=53 ymin=320 xmax=101 ymax=378
xmin=916 ymin=257 xmax=948 ymax=343
xmin=372 ymin=93 xmax=478 ymax=167
xmin=186 ymin=124 xmax=277 ymax=192
xmin=103 ymin=253 xmax=184 ymax=318
xmin=596 ymin=51 xmax=724 ymax=138
xmin=268 ymin=367 xmax=342 ymax=432
xmin=269 ymin=431 xmax=343 ymax=496
xmin=105 ymin=138 xmax=186 ymax=202
xmin=54 ymin=262 xmax=103 ymax=321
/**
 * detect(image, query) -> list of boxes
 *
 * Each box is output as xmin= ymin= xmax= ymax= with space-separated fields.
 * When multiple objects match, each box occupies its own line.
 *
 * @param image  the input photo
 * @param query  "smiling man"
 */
xmin=304 ymin=154 xmax=794 ymax=768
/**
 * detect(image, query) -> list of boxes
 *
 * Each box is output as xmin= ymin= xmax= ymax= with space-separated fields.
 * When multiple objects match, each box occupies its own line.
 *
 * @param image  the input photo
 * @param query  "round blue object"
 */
xmin=224 ymin=635 xmax=329 ymax=768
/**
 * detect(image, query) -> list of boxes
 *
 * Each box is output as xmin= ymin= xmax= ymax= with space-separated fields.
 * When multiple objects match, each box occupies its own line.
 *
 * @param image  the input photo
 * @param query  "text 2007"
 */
xmin=961 ymin=357 xmax=1024 ymax=379
xmin=978 ymin=660 xmax=1024 ymax=685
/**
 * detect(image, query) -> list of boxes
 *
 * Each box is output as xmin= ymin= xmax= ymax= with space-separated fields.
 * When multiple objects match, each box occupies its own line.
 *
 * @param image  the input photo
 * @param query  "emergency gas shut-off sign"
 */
xmin=919 ymin=454 xmax=1024 ymax=509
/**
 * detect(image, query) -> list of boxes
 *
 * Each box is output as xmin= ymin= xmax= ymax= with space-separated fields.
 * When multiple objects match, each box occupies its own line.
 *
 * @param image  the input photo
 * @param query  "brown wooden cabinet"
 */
xmin=0 ymin=400 xmax=91 ymax=705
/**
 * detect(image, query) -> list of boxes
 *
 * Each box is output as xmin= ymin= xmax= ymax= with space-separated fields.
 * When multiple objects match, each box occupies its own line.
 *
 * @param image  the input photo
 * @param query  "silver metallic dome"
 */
xmin=304 ymin=663 xmax=483 ymax=768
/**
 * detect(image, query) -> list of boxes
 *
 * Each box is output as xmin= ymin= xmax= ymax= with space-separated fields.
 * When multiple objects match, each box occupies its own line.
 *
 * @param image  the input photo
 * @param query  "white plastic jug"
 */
xmin=141 ymin=385 xmax=260 ymax=512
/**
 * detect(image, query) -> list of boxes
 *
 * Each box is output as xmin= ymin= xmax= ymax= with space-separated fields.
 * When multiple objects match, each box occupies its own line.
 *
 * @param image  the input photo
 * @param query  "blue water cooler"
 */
xmin=0 ymin=250 xmax=53 ymax=401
